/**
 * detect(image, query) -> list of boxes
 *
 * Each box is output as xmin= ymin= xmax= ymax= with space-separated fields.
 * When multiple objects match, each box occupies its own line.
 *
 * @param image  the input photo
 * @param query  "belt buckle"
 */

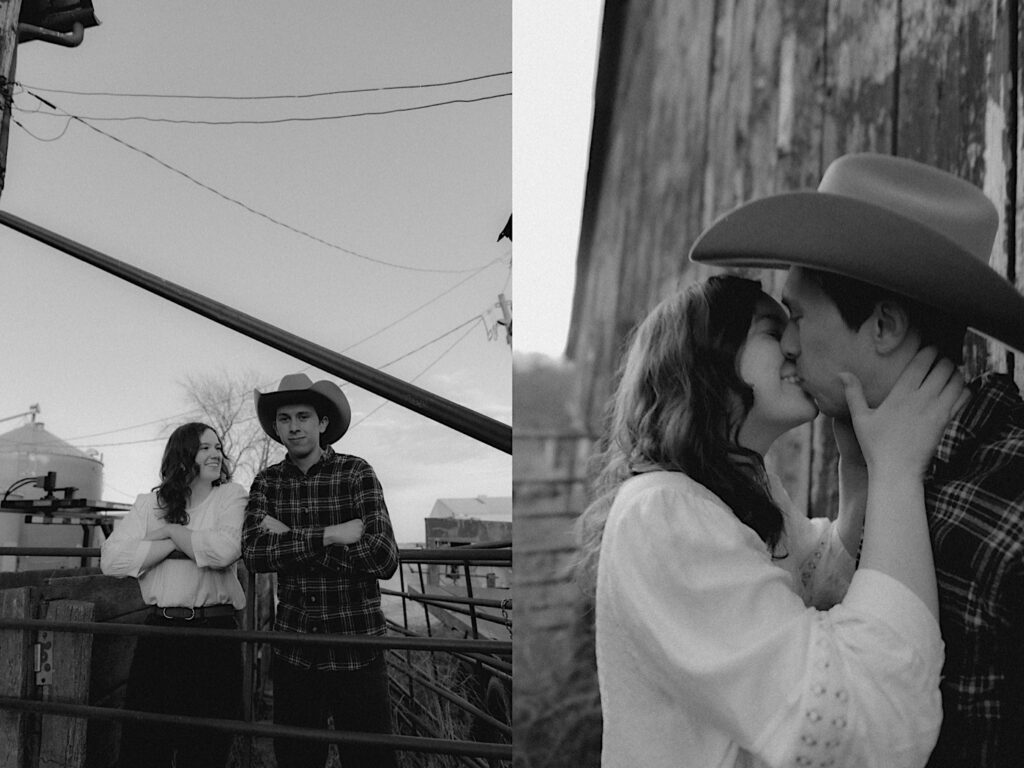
xmin=162 ymin=607 xmax=196 ymax=621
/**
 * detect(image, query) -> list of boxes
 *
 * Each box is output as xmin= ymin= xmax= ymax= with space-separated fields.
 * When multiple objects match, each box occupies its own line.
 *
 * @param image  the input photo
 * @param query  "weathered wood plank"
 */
xmin=39 ymin=573 xmax=145 ymax=622
xmin=823 ymin=0 xmax=900 ymax=157
xmin=573 ymin=0 xmax=717 ymax=432
xmin=900 ymin=0 xmax=1005 ymax=378
xmin=0 ymin=566 xmax=95 ymax=592
xmin=0 ymin=587 xmax=36 ymax=768
xmin=545 ymin=2 xmax=1024 ymax=765
xmin=704 ymin=0 xmax=785 ymax=221
xmin=775 ymin=0 xmax=828 ymax=190
xmin=38 ymin=599 xmax=94 ymax=768
xmin=1017 ymin=0 xmax=1024 ymax=385
xmin=800 ymin=0 xmax=901 ymax=520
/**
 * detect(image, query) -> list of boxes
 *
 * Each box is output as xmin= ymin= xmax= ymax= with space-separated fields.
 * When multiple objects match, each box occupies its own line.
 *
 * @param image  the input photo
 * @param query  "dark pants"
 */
xmin=272 ymin=653 xmax=398 ymax=768
xmin=118 ymin=613 xmax=242 ymax=768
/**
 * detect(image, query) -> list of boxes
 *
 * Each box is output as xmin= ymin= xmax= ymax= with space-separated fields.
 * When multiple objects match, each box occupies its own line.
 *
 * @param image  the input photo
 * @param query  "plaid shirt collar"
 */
xmin=931 ymin=372 xmax=1022 ymax=475
xmin=279 ymin=445 xmax=336 ymax=477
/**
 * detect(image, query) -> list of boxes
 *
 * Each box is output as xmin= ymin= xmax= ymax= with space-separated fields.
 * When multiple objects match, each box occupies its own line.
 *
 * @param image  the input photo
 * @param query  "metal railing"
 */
xmin=0 ymin=211 xmax=514 ymax=766
xmin=0 ymin=544 xmax=513 ymax=766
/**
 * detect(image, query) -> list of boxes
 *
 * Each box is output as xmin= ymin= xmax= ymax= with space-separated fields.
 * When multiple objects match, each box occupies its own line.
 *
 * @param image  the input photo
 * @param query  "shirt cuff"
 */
xmin=130 ymin=541 xmax=152 ymax=578
xmin=192 ymin=531 xmax=212 ymax=569
xmin=844 ymin=568 xmax=942 ymax=658
xmin=309 ymin=528 xmax=328 ymax=551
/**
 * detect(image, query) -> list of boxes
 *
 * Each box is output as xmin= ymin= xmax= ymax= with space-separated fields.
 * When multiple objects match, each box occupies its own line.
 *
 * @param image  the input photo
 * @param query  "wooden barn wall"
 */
xmin=568 ymin=0 xmax=1023 ymax=517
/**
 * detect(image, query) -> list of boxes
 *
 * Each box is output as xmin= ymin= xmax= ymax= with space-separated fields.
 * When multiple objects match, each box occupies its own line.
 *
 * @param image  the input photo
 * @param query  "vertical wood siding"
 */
xmin=569 ymin=0 xmax=1023 ymax=516
xmin=515 ymin=6 xmax=1024 ymax=763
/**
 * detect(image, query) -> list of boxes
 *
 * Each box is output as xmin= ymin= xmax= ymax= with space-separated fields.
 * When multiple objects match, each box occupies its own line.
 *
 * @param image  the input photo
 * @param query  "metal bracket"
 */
xmin=34 ymin=630 xmax=52 ymax=686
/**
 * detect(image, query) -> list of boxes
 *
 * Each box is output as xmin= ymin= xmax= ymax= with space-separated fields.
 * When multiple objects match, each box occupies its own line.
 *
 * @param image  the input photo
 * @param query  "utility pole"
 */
xmin=497 ymin=293 xmax=512 ymax=347
xmin=0 ymin=0 xmax=99 ymax=199
xmin=0 ymin=0 xmax=22 ymax=199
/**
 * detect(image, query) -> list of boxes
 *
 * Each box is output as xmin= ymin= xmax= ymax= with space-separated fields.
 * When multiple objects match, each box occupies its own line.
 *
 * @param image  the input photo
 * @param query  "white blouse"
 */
xmin=101 ymin=482 xmax=248 ymax=610
xmin=596 ymin=471 xmax=943 ymax=768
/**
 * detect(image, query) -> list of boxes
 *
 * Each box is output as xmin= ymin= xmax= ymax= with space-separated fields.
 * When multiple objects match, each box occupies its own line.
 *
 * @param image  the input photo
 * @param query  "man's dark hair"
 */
xmin=803 ymin=268 xmax=968 ymax=365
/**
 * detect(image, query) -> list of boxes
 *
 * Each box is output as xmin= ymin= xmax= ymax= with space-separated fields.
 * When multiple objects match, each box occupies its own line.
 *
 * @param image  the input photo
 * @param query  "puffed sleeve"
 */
xmin=771 ymin=474 xmax=856 ymax=609
xmin=599 ymin=481 xmax=943 ymax=768
xmin=192 ymin=482 xmax=246 ymax=570
xmin=100 ymin=493 xmax=155 ymax=579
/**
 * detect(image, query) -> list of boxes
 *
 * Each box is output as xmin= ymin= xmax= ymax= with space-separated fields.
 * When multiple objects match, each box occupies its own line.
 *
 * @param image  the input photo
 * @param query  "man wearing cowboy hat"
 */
xmin=241 ymin=373 xmax=399 ymax=768
xmin=692 ymin=153 xmax=1024 ymax=767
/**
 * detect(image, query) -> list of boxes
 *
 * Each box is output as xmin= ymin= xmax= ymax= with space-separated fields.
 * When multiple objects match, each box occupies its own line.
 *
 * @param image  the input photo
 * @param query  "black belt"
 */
xmin=152 ymin=604 xmax=237 ymax=621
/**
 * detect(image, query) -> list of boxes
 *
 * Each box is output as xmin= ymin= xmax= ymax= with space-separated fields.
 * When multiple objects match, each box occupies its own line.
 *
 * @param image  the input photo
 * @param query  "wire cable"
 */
xmin=57 ymin=310 xmax=497 ymax=451
xmin=2 ymin=476 xmax=44 ymax=506
xmin=341 ymin=260 xmax=505 ymax=354
xmin=12 ymin=116 xmax=71 ymax=142
xmin=16 ymin=91 xmax=492 ymax=275
xmin=349 ymin=319 xmax=483 ymax=430
xmin=18 ymin=71 xmax=511 ymax=101
xmin=19 ymin=93 xmax=510 ymax=126
xmin=52 ymin=259 xmax=506 ymax=447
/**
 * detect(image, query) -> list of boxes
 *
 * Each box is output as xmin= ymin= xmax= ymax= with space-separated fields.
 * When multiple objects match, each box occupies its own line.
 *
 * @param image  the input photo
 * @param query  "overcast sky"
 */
xmin=513 ymin=1 xmax=602 ymax=360
xmin=2 ymin=3 xmax=511 ymax=544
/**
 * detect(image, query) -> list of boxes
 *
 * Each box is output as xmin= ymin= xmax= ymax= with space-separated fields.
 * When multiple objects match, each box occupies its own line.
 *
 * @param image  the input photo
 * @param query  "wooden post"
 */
xmin=0 ymin=586 xmax=36 ymax=768
xmin=0 ymin=0 xmax=21 ymax=199
xmin=38 ymin=599 xmax=94 ymax=768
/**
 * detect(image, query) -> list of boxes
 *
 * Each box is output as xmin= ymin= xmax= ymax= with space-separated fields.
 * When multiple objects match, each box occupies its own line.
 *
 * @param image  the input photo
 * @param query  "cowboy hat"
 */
xmin=254 ymin=373 xmax=351 ymax=445
xmin=690 ymin=153 xmax=1024 ymax=352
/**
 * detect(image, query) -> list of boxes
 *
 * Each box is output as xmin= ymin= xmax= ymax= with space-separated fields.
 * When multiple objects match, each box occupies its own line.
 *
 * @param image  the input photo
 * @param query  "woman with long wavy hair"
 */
xmin=577 ymin=275 xmax=966 ymax=768
xmin=101 ymin=422 xmax=247 ymax=768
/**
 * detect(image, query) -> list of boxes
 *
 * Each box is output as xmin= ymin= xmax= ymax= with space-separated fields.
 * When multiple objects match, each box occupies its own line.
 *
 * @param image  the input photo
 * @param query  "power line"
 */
xmin=341 ymin=259 xmax=508 ymax=354
xmin=12 ymin=115 xmax=71 ymax=142
xmin=373 ymin=315 xmax=486 ymax=371
xmin=69 ymin=315 xmax=490 ymax=449
xmin=50 ymin=258 xmax=507 ymax=447
xmin=349 ymin=319 xmax=483 ymax=431
xmin=22 ymin=92 xmax=511 ymax=126
xmin=18 ymin=71 xmax=511 ymax=101
xmin=16 ymin=91 xmax=490 ymax=275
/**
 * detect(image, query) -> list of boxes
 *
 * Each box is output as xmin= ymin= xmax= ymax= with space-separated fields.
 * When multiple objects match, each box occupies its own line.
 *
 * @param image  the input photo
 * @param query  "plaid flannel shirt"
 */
xmin=925 ymin=373 xmax=1024 ymax=768
xmin=241 ymin=447 xmax=399 ymax=671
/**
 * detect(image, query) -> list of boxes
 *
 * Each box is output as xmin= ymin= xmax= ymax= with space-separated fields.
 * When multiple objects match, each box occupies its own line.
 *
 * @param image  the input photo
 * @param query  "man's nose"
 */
xmin=781 ymin=321 xmax=800 ymax=359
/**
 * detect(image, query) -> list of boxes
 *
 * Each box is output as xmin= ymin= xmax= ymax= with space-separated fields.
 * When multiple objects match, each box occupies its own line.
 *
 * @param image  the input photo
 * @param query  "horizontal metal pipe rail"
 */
xmin=0 ymin=210 xmax=511 ymax=454
xmin=396 ymin=549 xmax=512 ymax=564
xmin=387 ymin=653 xmax=511 ymax=737
xmin=0 ymin=545 xmax=512 ymax=563
xmin=0 ymin=697 xmax=510 ymax=760
xmin=449 ymin=539 xmax=511 ymax=549
xmin=0 ymin=617 xmax=511 ymax=654
xmin=0 ymin=617 xmax=511 ymax=760
xmin=381 ymin=588 xmax=511 ymax=610
xmin=389 ymin=700 xmax=489 ymax=768
xmin=0 ymin=543 xmax=513 ymax=759
xmin=385 ymin=590 xmax=510 ymax=629
xmin=387 ymin=622 xmax=512 ymax=680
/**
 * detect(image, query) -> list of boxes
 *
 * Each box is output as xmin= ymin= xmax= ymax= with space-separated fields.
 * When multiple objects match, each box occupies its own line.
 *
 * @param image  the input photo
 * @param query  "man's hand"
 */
xmin=324 ymin=518 xmax=364 ymax=547
xmin=260 ymin=515 xmax=290 ymax=534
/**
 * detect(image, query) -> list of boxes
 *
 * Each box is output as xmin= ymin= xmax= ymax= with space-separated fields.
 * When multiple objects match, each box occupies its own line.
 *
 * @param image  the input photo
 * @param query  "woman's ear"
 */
xmin=868 ymin=300 xmax=912 ymax=355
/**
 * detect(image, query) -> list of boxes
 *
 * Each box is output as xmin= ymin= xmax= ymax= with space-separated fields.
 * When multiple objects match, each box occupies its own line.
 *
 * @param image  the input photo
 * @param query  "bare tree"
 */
xmin=178 ymin=370 xmax=282 ymax=489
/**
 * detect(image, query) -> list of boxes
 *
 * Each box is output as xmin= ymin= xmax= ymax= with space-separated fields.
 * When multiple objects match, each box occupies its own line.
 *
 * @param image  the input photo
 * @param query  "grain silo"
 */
xmin=0 ymin=419 xmax=104 ymax=571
